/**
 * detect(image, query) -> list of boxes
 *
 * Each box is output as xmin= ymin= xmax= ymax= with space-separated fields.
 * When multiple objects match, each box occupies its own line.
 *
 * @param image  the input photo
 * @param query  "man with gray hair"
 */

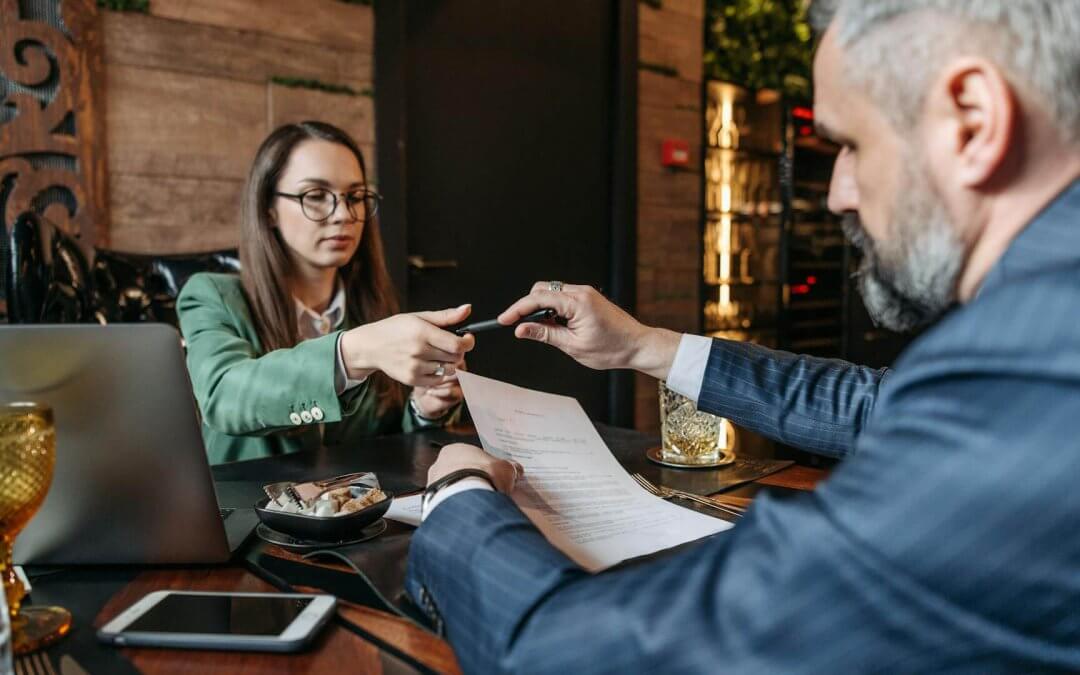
xmin=405 ymin=1 xmax=1080 ymax=671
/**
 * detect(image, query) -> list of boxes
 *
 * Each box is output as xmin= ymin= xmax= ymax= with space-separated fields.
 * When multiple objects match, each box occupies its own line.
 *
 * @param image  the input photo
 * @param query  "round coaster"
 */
xmin=256 ymin=518 xmax=388 ymax=551
xmin=646 ymin=446 xmax=736 ymax=470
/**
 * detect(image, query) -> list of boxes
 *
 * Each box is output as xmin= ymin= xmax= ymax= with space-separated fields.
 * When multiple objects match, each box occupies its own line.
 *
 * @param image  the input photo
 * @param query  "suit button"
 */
xmin=300 ymin=410 xmax=314 ymax=424
xmin=289 ymin=412 xmax=302 ymax=425
xmin=310 ymin=406 xmax=324 ymax=421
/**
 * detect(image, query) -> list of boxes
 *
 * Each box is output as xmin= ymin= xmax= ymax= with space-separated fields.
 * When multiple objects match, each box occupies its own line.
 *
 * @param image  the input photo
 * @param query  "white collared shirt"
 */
xmin=293 ymin=284 xmax=367 ymax=394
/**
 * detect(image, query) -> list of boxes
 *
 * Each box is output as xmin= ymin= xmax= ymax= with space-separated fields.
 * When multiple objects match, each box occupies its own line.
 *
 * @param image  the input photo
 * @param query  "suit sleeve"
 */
xmin=177 ymin=274 xmax=369 ymax=435
xmin=697 ymin=339 xmax=887 ymax=457
xmin=407 ymin=331 xmax=1080 ymax=673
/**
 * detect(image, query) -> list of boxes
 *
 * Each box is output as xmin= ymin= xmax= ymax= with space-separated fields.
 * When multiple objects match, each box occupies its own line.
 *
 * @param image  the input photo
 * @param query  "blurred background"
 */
xmin=0 ymin=0 xmax=911 ymax=437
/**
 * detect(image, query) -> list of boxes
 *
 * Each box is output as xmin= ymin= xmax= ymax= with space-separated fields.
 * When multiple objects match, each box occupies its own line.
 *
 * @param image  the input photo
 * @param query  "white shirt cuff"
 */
xmin=335 ymin=333 xmax=368 ymax=395
xmin=666 ymin=334 xmax=712 ymax=405
xmin=421 ymin=477 xmax=494 ymax=521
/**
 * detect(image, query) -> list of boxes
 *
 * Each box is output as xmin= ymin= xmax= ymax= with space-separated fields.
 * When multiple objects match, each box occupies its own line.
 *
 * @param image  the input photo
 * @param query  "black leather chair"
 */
xmin=5 ymin=212 xmax=239 ymax=326
xmin=92 ymin=249 xmax=240 ymax=325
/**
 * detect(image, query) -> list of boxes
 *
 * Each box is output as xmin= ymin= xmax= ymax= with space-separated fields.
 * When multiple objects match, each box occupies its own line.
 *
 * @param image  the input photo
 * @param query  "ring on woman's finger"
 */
xmin=433 ymin=363 xmax=446 ymax=377
xmin=548 ymin=280 xmax=564 ymax=292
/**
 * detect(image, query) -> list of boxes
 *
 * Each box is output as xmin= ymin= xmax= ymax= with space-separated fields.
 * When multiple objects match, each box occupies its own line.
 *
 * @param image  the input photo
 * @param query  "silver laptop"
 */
xmin=0 ymin=324 xmax=256 ymax=564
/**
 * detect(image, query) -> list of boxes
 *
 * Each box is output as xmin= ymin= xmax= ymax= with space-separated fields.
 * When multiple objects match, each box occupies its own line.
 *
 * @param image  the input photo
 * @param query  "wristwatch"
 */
xmin=421 ymin=468 xmax=495 ymax=513
xmin=409 ymin=396 xmax=444 ymax=423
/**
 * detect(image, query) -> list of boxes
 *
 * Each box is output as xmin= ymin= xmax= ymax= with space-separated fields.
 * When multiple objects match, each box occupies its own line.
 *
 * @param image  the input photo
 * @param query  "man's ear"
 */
xmin=925 ymin=57 xmax=1017 ymax=188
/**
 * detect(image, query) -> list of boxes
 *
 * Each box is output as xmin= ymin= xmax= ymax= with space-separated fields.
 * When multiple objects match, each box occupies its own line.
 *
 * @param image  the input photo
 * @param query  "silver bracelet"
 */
xmin=409 ymin=396 xmax=443 ymax=422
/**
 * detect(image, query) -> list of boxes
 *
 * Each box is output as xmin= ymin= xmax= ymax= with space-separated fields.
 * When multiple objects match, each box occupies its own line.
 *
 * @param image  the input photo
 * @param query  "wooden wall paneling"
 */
xmin=268 ymin=82 xmax=376 ymax=179
xmin=639 ymin=5 xmax=703 ymax=82
xmin=109 ymin=174 xmax=242 ymax=254
xmin=637 ymin=204 xmax=700 ymax=268
xmin=634 ymin=0 xmax=705 ymax=431
xmin=148 ymin=0 xmax=374 ymax=48
xmin=639 ymin=105 xmax=703 ymax=169
xmin=638 ymin=70 xmax=701 ymax=110
xmin=103 ymin=12 xmax=372 ymax=92
xmin=652 ymin=0 xmax=706 ymax=19
xmin=268 ymin=83 xmax=375 ymax=145
xmin=106 ymin=64 xmax=266 ymax=182
xmin=637 ymin=168 xmax=701 ymax=209
xmin=0 ymin=0 xmax=109 ymax=251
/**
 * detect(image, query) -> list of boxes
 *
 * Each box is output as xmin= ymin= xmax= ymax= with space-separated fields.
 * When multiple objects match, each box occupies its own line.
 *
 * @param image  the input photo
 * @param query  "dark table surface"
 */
xmin=25 ymin=423 xmax=817 ymax=674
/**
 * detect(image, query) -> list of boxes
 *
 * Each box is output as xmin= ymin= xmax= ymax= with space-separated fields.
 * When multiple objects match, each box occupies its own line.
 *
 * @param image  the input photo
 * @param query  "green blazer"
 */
xmin=177 ymin=273 xmax=445 ymax=464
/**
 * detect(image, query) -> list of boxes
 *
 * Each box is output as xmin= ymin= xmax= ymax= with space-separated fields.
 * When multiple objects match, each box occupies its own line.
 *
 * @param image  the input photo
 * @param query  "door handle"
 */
xmin=408 ymin=255 xmax=459 ymax=271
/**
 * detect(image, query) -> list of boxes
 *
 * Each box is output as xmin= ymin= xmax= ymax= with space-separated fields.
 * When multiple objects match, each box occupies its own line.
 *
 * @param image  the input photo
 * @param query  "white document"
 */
xmin=385 ymin=493 xmax=423 ymax=527
xmin=457 ymin=372 xmax=732 ymax=572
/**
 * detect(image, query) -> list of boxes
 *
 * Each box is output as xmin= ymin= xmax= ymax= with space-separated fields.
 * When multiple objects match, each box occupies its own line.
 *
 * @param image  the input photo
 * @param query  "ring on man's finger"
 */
xmin=433 ymin=363 xmax=446 ymax=377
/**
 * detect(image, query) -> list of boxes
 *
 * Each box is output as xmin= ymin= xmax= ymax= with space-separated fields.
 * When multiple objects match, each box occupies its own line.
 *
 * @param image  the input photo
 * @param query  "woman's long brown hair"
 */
xmin=240 ymin=121 xmax=405 ymax=414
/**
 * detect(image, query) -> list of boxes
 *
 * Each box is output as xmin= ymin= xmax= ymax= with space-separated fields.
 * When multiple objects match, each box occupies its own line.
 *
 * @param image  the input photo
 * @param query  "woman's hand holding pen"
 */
xmin=498 ymin=282 xmax=681 ymax=380
xmin=339 ymin=304 xmax=476 ymax=388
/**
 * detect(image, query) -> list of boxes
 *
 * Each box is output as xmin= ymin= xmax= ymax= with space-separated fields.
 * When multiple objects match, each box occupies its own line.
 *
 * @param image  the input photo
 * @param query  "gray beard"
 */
xmin=842 ymin=168 xmax=965 ymax=333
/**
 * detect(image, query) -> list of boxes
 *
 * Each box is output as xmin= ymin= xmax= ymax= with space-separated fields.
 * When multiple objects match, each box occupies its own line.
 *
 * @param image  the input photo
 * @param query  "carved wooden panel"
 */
xmin=0 ymin=0 xmax=108 ymax=253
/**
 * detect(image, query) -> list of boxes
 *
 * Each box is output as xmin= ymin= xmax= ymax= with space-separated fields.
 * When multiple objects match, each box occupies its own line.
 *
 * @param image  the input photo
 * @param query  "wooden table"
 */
xmin=26 ymin=426 xmax=825 ymax=674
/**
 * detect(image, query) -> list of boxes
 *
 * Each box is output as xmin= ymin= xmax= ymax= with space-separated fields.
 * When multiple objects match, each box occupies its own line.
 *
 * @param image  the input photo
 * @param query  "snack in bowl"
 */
xmin=263 ymin=472 xmax=386 ymax=517
xmin=255 ymin=472 xmax=393 ymax=542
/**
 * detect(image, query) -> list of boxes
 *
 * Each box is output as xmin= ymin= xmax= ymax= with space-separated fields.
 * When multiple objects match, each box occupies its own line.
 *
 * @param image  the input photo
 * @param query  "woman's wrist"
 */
xmin=340 ymin=326 xmax=378 ymax=380
xmin=409 ymin=394 xmax=451 ymax=422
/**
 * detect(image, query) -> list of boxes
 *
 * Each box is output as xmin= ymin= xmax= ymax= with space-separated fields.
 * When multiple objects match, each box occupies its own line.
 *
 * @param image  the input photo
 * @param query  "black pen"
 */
xmin=454 ymin=308 xmax=558 ymax=336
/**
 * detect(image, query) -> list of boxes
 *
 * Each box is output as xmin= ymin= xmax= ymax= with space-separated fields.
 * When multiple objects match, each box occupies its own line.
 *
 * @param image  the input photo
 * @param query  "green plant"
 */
xmin=96 ymin=0 xmax=149 ymax=11
xmin=269 ymin=77 xmax=360 ymax=97
xmin=704 ymin=0 xmax=813 ymax=100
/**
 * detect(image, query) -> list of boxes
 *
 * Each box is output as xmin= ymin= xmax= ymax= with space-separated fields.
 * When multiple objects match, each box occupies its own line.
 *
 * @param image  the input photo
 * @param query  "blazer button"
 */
xmin=289 ymin=412 xmax=302 ymax=425
xmin=310 ymin=406 xmax=324 ymax=421
xmin=300 ymin=410 xmax=314 ymax=424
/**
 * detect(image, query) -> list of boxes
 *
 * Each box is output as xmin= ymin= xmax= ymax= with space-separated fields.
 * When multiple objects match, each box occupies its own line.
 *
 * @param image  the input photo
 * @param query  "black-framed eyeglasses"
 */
xmin=275 ymin=187 xmax=382 ymax=223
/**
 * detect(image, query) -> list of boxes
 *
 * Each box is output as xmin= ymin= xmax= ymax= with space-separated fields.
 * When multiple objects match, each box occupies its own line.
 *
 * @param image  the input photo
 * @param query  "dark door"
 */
xmin=376 ymin=0 xmax=626 ymax=421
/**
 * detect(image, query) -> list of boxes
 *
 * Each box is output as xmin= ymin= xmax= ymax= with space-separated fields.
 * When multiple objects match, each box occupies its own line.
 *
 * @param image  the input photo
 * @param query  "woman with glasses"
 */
xmin=177 ymin=121 xmax=474 ymax=463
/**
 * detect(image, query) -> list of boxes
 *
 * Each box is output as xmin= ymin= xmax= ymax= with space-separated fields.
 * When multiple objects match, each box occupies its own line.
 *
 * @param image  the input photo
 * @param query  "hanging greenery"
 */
xmin=96 ymin=0 xmax=149 ymax=11
xmin=704 ymin=0 xmax=814 ymax=100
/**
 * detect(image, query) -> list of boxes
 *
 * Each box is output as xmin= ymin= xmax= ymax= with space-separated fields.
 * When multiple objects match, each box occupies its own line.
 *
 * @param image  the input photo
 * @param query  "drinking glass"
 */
xmin=658 ymin=382 xmax=735 ymax=466
xmin=0 ymin=403 xmax=71 ymax=654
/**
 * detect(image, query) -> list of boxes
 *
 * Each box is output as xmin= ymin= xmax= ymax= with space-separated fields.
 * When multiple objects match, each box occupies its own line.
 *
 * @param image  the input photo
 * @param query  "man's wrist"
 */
xmin=626 ymin=327 xmax=682 ymax=380
xmin=421 ymin=477 xmax=493 ymax=520
xmin=421 ymin=468 xmax=495 ymax=519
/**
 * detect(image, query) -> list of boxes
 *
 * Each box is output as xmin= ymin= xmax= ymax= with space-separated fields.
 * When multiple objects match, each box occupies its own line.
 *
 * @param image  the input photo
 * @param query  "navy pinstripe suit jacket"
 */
xmin=406 ymin=180 xmax=1080 ymax=674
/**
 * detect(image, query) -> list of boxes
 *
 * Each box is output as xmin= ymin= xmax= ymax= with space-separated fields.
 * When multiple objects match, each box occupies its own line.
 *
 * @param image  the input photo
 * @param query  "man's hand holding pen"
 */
xmin=497 ymin=281 xmax=682 ymax=380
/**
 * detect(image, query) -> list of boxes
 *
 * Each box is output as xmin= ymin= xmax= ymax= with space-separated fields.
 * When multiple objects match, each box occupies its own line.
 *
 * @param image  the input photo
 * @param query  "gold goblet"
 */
xmin=0 ymin=402 xmax=71 ymax=654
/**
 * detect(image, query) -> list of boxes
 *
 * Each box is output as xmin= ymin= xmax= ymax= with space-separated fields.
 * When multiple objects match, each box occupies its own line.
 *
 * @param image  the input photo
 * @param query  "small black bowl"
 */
xmin=254 ymin=492 xmax=394 ymax=542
